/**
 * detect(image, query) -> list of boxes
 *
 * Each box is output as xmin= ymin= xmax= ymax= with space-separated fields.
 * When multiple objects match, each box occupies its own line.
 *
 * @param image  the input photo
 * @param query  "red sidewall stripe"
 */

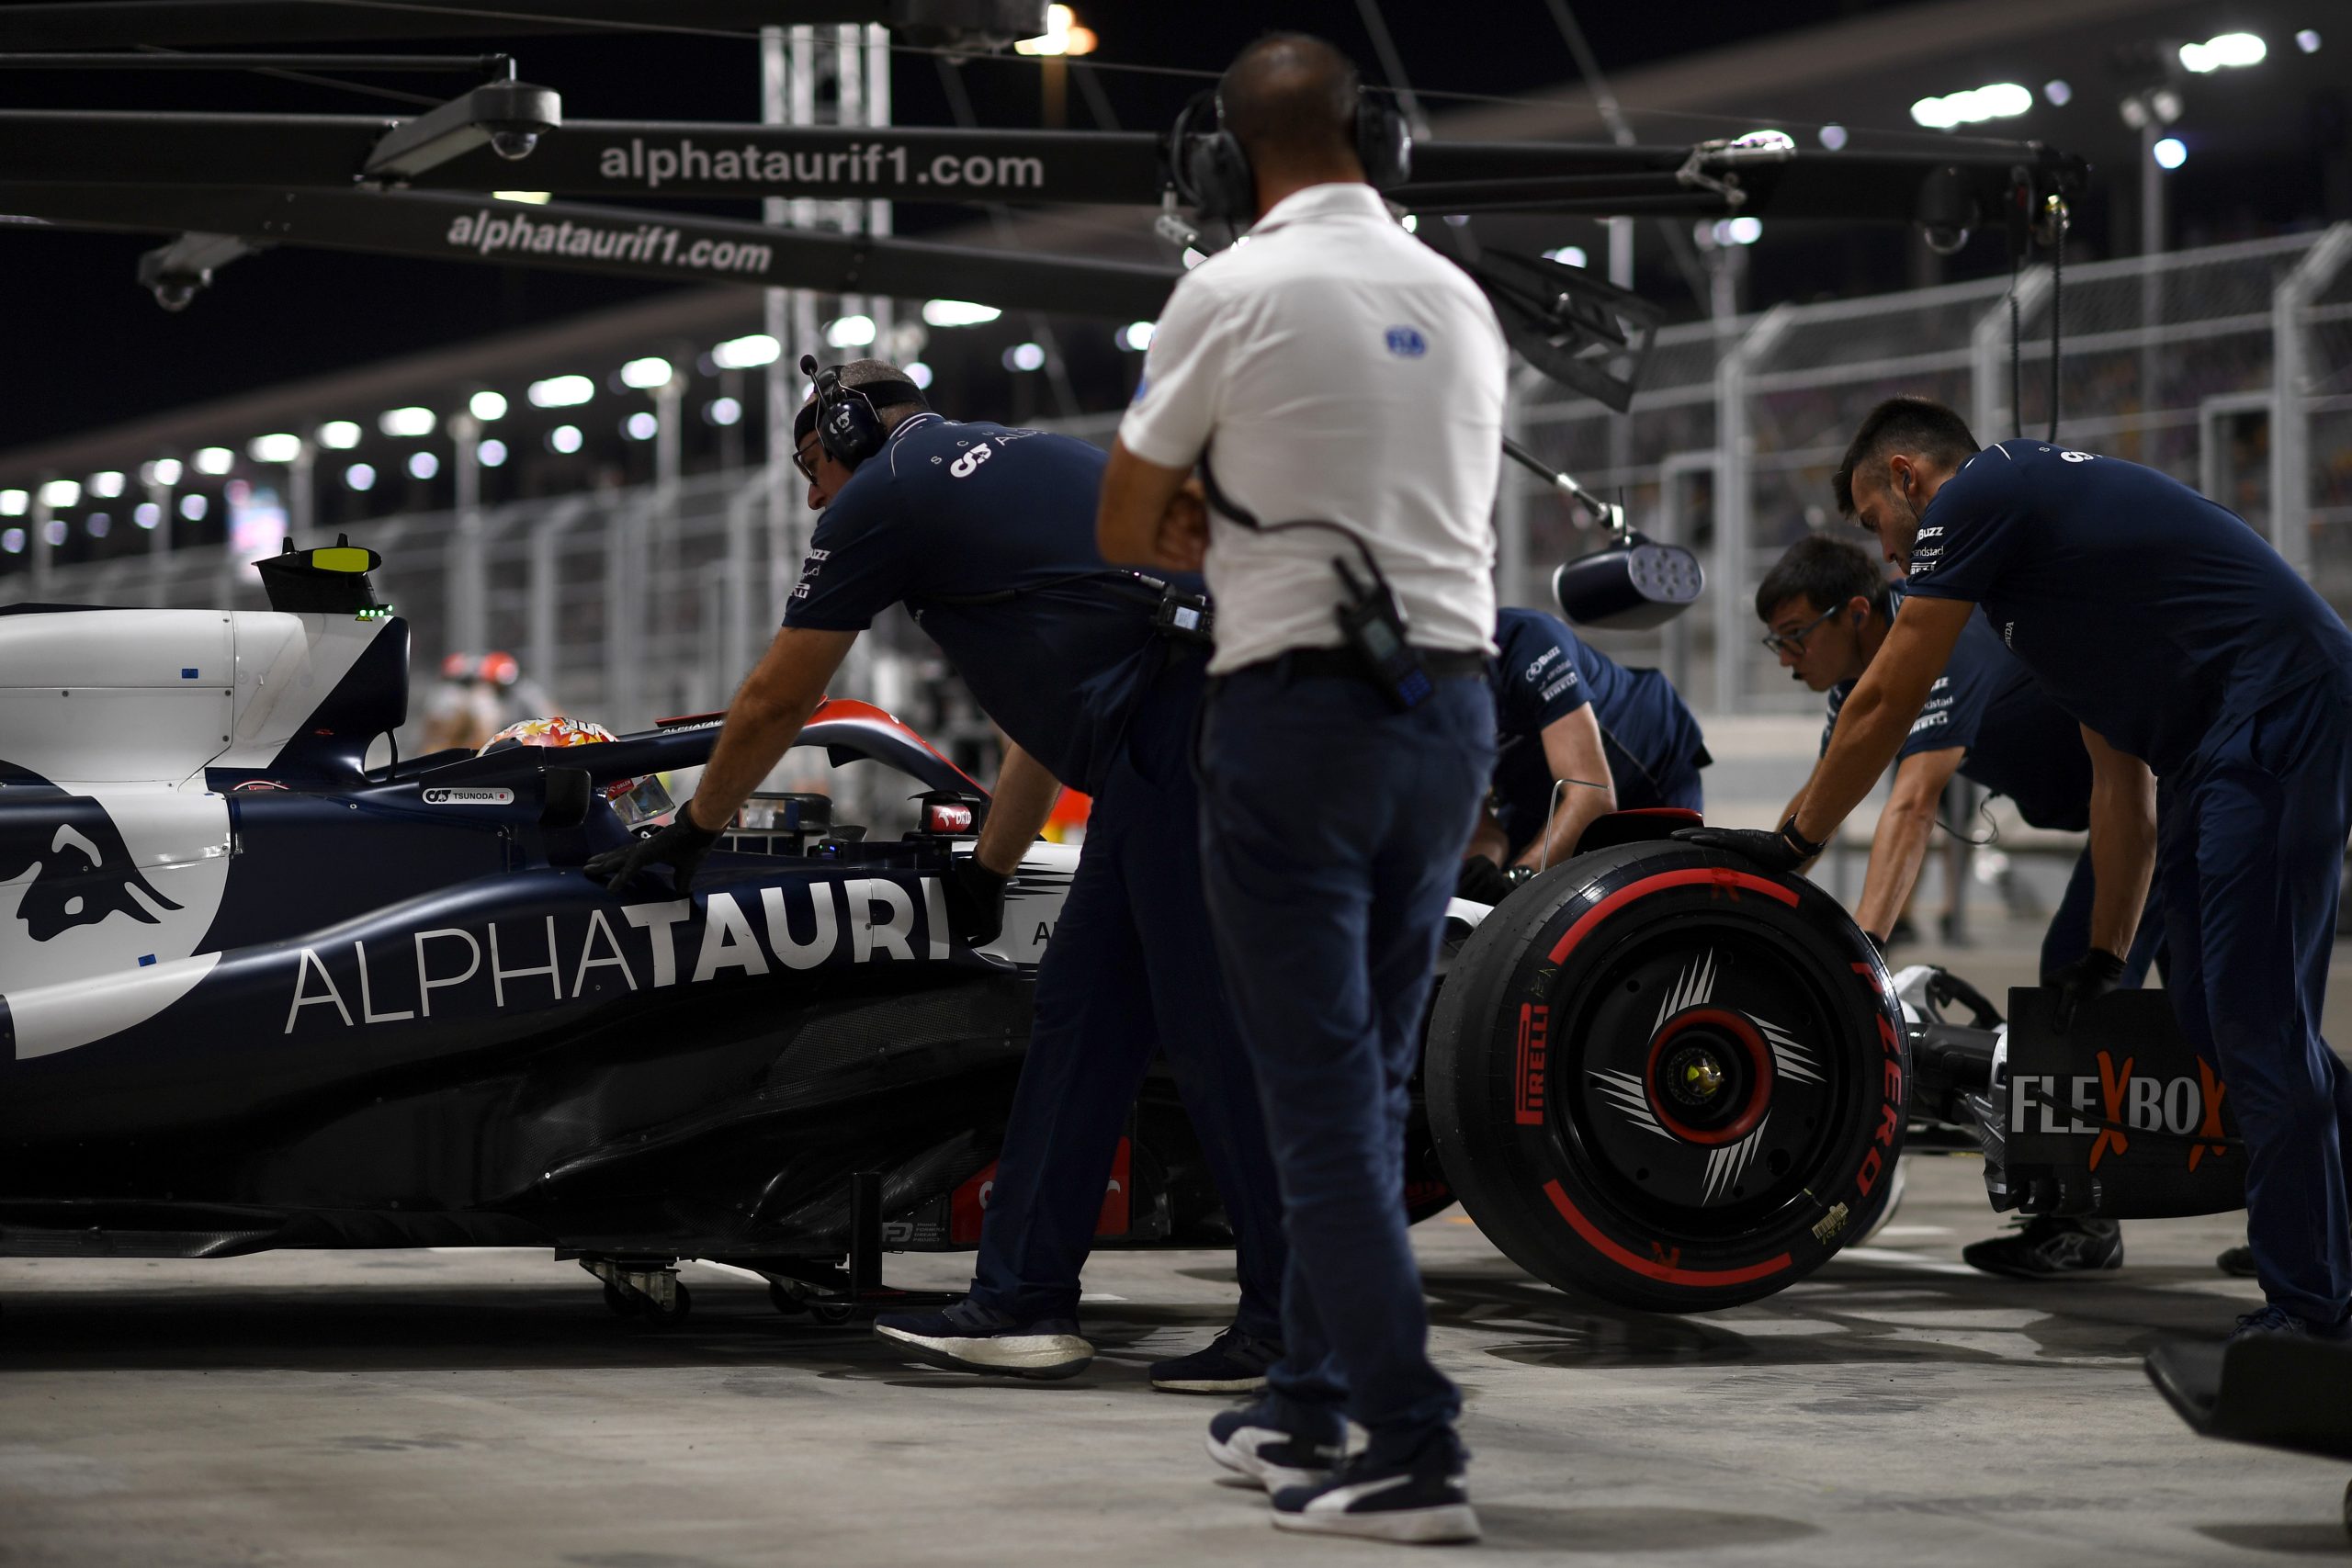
xmin=1547 ymin=868 xmax=1801 ymax=965
xmin=1544 ymin=1179 xmax=1794 ymax=1287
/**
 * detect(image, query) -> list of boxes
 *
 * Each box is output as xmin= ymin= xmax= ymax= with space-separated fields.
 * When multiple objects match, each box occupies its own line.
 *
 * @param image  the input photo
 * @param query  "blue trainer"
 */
xmin=1269 ymin=1438 xmax=1479 ymax=1544
xmin=2232 ymin=1303 xmax=2352 ymax=1343
xmin=872 ymin=1297 xmax=1093 ymax=1379
xmin=1204 ymin=1398 xmax=1344 ymax=1492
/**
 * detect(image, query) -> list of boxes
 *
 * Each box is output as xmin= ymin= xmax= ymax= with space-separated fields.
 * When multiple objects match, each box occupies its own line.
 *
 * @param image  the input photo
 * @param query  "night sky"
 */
xmin=0 ymin=0 xmax=1952 ymax=446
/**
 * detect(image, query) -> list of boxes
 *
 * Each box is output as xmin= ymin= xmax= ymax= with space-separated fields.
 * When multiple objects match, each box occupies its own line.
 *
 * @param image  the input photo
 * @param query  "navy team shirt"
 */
xmin=1489 ymin=607 xmax=1706 ymax=855
xmin=1823 ymin=604 xmax=2089 ymax=830
xmin=784 ymin=414 xmax=1185 ymax=795
xmin=1903 ymin=441 xmax=2352 ymax=776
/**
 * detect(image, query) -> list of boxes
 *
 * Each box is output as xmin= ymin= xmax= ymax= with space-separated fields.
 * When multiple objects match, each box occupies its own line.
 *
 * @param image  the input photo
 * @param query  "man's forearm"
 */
xmin=973 ymin=743 xmax=1063 ymax=876
xmin=2085 ymin=791 xmax=2155 ymax=955
xmin=686 ymin=685 xmax=825 ymax=830
xmin=1792 ymin=682 xmax=1922 ymax=847
xmin=1855 ymin=798 xmax=1936 ymax=939
xmin=1515 ymin=781 xmax=1614 ymax=872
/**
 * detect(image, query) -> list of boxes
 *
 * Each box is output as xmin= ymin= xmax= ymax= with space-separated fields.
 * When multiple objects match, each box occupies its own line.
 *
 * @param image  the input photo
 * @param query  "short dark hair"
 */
xmin=1755 ymin=534 xmax=1887 ymax=624
xmin=1832 ymin=396 xmax=1979 ymax=515
xmin=1220 ymin=33 xmax=1360 ymax=172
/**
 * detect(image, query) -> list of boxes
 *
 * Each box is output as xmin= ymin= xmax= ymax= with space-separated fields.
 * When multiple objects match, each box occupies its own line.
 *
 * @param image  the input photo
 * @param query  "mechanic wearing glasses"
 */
xmin=1457 ymin=605 xmax=1709 ymax=904
xmin=1754 ymin=532 xmax=2165 ymax=1278
xmin=1686 ymin=394 xmax=2352 ymax=1342
xmin=1097 ymin=33 xmax=1499 ymax=1544
xmin=587 ymin=357 xmax=1290 ymax=1393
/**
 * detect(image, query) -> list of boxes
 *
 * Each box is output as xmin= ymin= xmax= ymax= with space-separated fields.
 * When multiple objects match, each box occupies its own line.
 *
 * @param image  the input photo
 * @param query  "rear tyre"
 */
xmin=1427 ymin=841 xmax=1908 ymax=1313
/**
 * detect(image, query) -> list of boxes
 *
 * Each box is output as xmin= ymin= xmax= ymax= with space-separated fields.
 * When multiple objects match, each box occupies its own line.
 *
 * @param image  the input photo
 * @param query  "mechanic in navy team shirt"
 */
xmin=1458 ymin=606 xmax=1708 ymax=904
xmin=1755 ymin=532 xmax=2167 ymax=1279
xmin=1685 ymin=395 xmax=2352 ymax=1341
xmin=587 ymin=358 xmax=1288 ymax=1392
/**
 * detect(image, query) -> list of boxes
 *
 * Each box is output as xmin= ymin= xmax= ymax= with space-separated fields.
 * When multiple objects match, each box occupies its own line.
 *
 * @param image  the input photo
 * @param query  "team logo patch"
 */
xmin=421 ymin=786 xmax=515 ymax=807
xmin=1385 ymin=326 xmax=1428 ymax=357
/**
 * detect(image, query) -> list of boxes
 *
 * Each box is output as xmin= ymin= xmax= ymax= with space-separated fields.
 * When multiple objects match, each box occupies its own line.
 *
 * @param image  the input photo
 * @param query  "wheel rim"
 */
xmin=1555 ymin=914 xmax=1858 ymax=1237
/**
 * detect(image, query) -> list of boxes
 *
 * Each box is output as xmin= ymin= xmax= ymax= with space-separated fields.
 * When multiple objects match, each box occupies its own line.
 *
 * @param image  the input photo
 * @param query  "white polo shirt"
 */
xmin=1117 ymin=182 xmax=1507 ymax=675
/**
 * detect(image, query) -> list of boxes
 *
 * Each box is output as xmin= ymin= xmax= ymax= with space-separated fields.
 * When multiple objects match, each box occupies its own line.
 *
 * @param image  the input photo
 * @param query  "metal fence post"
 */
xmin=1971 ymin=265 xmax=2051 ymax=444
xmin=1713 ymin=304 xmax=1791 ymax=715
xmin=2272 ymin=224 xmax=2352 ymax=581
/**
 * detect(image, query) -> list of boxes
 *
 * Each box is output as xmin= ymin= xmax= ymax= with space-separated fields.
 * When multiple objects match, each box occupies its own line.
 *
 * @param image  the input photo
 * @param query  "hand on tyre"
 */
xmin=944 ymin=856 xmax=1012 ymax=945
xmin=1671 ymin=817 xmax=1818 ymax=875
xmin=1455 ymin=855 xmax=1531 ymax=907
xmin=2047 ymin=947 xmax=2127 ymax=1030
xmin=584 ymin=806 xmax=723 ymax=897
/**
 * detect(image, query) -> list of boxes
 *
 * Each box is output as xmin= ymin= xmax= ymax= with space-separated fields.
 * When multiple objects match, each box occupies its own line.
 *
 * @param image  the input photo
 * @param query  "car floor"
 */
xmin=1 ymin=924 xmax=2340 ymax=1567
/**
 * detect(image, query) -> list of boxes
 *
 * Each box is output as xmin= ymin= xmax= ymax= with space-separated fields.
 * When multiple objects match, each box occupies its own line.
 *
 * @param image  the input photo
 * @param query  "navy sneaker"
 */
xmin=2231 ymin=1303 xmax=2352 ymax=1343
xmin=1961 ymin=1215 xmax=2122 ymax=1280
xmin=1270 ymin=1439 xmax=1478 ymax=1544
xmin=1152 ymin=1325 xmax=1283 ymax=1393
xmin=872 ymin=1297 xmax=1092 ymax=1379
xmin=1205 ymin=1399 xmax=1343 ymax=1492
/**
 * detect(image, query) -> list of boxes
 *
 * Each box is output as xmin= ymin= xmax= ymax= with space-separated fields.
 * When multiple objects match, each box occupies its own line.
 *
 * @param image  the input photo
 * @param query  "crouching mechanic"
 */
xmin=1459 ymin=605 xmax=1708 ymax=903
xmin=1756 ymin=533 xmax=2165 ymax=1277
xmin=586 ymin=358 xmax=1288 ymax=1390
xmin=1687 ymin=395 xmax=2352 ymax=1342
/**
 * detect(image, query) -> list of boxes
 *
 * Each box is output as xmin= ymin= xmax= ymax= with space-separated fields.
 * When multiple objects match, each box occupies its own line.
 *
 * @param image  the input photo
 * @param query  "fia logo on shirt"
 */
xmin=1385 ymin=326 xmax=1428 ymax=357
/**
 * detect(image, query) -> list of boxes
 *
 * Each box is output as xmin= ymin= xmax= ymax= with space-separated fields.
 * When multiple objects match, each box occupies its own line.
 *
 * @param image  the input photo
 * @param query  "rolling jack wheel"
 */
xmin=641 ymin=1281 xmax=692 ymax=1328
xmin=810 ymin=1302 xmax=858 ymax=1326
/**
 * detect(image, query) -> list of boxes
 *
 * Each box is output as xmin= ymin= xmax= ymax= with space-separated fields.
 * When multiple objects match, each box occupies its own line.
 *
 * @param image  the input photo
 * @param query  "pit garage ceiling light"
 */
xmin=180 ymin=493 xmax=209 ymax=520
xmin=86 ymin=513 xmax=109 ymax=539
xmin=548 ymin=423 xmax=584 ymax=454
xmin=2044 ymin=79 xmax=2073 ymax=106
xmin=2154 ymin=136 xmax=2188 ymax=169
xmin=922 ymin=299 xmax=1001 ymax=328
xmin=88 ymin=470 xmax=125 ymax=499
xmin=469 ymin=390 xmax=508 ymax=422
xmin=704 ymin=397 xmax=742 ymax=426
xmin=39 ymin=479 xmax=78 ymax=507
xmin=904 ymin=362 xmax=933 ymax=389
xmin=379 ymin=406 xmax=436 ymax=438
xmin=1117 ymin=321 xmax=1155 ymax=352
xmin=1542 ymin=245 xmax=1589 ymax=266
xmin=479 ymin=439 xmax=509 ymax=468
xmin=143 ymin=458 xmax=182 ymax=486
xmin=345 ymin=462 xmax=376 ymax=491
xmin=317 ymin=421 xmax=362 ymax=450
xmin=2179 ymin=31 xmax=2266 ymax=72
xmin=620 ymin=356 xmax=673 ymax=390
xmin=1911 ymin=82 xmax=2032 ymax=130
xmin=1003 ymin=342 xmax=1046 ymax=372
xmin=134 ymin=502 xmax=161 ymax=530
xmin=409 ymin=452 xmax=439 ymax=479
xmin=624 ymin=412 xmax=658 ymax=441
xmin=193 ymin=446 xmax=234 ymax=476
xmin=529 ymin=375 xmax=594 ymax=409
xmin=824 ymin=314 xmax=876 ymax=349
xmin=493 ymin=190 xmax=553 ymax=204
xmin=0 ymin=489 xmax=25 ymax=516
xmin=2299 ymin=29 xmax=2322 ymax=53
xmin=1816 ymin=124 xmax=1849 ymax=151
xmin=711 ymin=333 xmax=780 ymax=369
xmin=248 ymin=434 xmax=302 ymax=464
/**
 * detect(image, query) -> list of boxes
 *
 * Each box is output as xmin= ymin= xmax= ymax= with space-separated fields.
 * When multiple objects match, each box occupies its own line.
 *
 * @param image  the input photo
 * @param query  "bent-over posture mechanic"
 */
xmin=1459 ymin=605 xmax=1708 ymax=904
xmin=1098 ymin=33 xmax=1500 ymax=1544
xmin=588 ymin=358 xmax=1287 ymax=1391
xmin=1756 ymin=532 xmax=2165 ymax=1278
xmin=1686 ymin=396 xmax=2352 ymax=1341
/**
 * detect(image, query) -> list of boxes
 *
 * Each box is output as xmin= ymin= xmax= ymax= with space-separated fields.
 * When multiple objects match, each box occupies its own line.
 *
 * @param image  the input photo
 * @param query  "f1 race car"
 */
xmin=0 ymin=544 xmax=2248 ymax=1322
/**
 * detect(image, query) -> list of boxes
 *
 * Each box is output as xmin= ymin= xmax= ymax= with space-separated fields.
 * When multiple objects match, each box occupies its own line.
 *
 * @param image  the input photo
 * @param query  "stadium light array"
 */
xmin=193 ymin=446 xmax=234 ymax=476
xmin=620 ymin=356 xmax=673 ymax=390
xmin=529 ymin=375 xmax=594 ymax=409
xmin=923 ymin=299 xmax=1001 ymax=328
xmin=2179 ymin=31 xmax=2265 ymax=72
xmin=712 ymin=333 xmax=781 ymax=369
xmin=1910 ymin=82 xmax=2032 ymax=130
xmin=317 ymin=421 xmax=362 ymax=449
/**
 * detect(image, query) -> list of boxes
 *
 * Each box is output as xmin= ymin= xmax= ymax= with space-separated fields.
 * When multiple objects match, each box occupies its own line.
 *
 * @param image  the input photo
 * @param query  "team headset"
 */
xmin=797 ymin=353 xmax=1216 ymax=645
xmin=1169 ymin=87 xmax=1433 ymax=708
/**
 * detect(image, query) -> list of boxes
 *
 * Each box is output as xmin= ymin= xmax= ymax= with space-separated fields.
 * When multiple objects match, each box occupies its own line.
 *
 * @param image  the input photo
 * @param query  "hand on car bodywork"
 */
xmin=1671 ymin=818 xmax=1821 ymax=876
xmin=584 ymin=807 xmax=723 ymax=896
xmin=2047 ymin=946 xmax=2127 ymax=1030
xmin=944 ymin=856 xmax=1012 ymax=945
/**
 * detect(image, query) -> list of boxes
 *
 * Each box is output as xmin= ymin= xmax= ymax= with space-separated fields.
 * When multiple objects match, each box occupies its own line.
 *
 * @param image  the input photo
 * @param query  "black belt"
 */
xmin=1242 ymin=647 xmax=1488 ymax=683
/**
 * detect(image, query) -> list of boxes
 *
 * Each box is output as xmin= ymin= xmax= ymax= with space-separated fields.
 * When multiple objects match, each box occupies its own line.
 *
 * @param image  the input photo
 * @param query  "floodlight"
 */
xmin=379 ymin=407 xmax=436 ymax=438
xmin=529 ymin=376 xmax=594 ymax=409
xmin=922 ymin=300 xmax=1001 ymax=328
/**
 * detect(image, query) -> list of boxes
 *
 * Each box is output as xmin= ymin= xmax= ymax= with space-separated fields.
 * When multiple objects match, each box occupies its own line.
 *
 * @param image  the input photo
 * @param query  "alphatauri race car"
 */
xmin=0 ymin=545 xmax=2248 ymax=1322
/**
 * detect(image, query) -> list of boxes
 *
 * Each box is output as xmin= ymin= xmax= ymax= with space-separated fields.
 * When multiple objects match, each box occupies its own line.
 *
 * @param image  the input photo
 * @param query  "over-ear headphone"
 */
xmin=1170 ymin=85 xmax=1411 ymax=227
xmin=797 ymin=354 xmax=926 ymax=472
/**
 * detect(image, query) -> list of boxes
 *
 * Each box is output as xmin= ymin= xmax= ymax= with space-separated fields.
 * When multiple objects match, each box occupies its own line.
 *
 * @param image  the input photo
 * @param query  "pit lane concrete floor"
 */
xmin=4 ymin=929 xmax=2346 ymax=1568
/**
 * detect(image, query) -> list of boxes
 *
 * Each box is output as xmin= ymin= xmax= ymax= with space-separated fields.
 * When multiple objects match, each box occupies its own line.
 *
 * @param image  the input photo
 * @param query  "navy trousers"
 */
xmin=2040 ymin=847 xmax=2169 ymax=987
xmin=1196 ymin=667 xmax=1496 ymax=1461
xmin=967 ymin=660 xmax=1286 ymax=1341
xmin=2157 ymin=676 xmax=2352 ymax=1325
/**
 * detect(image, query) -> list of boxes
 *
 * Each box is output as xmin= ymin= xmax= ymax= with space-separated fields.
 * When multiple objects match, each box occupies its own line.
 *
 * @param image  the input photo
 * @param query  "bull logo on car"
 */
xmin=0 ymin=796 xmax=184 ymax=942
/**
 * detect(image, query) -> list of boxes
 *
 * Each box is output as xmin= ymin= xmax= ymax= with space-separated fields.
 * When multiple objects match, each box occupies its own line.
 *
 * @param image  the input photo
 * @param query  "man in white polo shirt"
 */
xmin=1096 ymin=32 xmax=1506 ymax=1546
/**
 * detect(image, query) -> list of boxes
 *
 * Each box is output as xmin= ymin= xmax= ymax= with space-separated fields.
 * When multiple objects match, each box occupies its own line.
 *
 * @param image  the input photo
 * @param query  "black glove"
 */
xmin=2046 ymin=947 xmax=2127 ymax=1031
xmin=1671 ymin=817 xmax=1824 ymax=876
xmin=943 ymin=856 xmax=1012 ymax=946
xmin=1455 ymin=855 xmax=1527 ymax=907
xmin=583 ymin=807 xmax=723 ymax=897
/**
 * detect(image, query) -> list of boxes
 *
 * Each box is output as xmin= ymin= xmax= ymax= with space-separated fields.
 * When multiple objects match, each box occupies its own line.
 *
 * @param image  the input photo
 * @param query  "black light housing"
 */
xmin=1503 ymin=437 xmax=1704 ymax=631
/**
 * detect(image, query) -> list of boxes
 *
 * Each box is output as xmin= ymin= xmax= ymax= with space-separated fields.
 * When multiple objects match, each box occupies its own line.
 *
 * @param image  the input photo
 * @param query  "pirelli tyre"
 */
xmin=1426 ymin=840 xmax=1910 ymax=1313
